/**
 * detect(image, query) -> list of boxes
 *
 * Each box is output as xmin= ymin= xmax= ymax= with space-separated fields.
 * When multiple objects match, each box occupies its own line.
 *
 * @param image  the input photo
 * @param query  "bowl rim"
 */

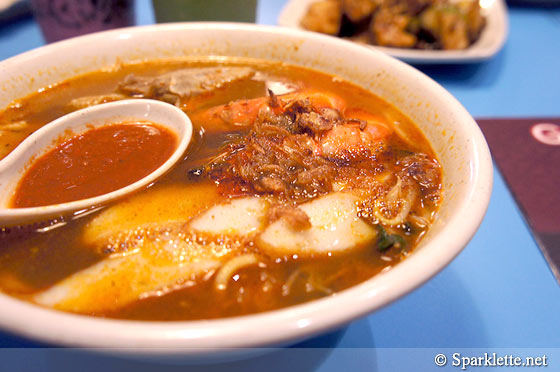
xmin=0 ymin=22 xmax=493 ymax=352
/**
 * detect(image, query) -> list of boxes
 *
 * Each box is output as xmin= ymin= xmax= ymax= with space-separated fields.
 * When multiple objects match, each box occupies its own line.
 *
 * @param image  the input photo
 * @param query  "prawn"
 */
xmin=320 ymin=108 xmax=393 ymax=157
xmin=190 ymin=90 xmax=346 ymax=129
xmin=192 ymin=89 xmax=392 ymax=157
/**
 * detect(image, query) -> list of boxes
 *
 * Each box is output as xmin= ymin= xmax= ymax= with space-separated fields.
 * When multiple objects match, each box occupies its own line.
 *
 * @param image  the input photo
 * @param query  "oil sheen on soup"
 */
xmin=0 ymin=58 xmax=442 ymax=320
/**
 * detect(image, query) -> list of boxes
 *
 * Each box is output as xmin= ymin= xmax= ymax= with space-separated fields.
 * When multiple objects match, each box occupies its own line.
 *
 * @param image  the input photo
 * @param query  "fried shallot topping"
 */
xmin=190 ymin=92 xmax=440 ymax=213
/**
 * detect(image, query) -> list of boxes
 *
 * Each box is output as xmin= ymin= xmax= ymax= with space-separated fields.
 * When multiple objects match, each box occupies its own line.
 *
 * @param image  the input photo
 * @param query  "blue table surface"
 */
xmin=1 ymin=0 xmax=560 ymax=370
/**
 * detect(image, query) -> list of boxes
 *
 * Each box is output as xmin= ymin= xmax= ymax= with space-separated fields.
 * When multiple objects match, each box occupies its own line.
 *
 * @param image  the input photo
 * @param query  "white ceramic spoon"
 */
xmin=0 ymin=99 xmax=193 ymax=226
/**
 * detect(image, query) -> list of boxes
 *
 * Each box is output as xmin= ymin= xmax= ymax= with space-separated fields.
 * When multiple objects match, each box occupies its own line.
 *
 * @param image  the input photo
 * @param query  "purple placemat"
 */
xmin=478 ymin=118 xmax=560 ymax=281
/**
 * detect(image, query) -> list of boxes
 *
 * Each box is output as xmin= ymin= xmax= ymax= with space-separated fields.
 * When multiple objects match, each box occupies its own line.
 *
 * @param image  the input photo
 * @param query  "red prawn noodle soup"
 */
xmin=0 ymin=58 xmax=441 ymax=320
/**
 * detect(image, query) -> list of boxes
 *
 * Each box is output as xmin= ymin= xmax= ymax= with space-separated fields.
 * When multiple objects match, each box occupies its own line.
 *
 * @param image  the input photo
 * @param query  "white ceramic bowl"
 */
xmin=0 ymin=23 xmax=492 ymax=353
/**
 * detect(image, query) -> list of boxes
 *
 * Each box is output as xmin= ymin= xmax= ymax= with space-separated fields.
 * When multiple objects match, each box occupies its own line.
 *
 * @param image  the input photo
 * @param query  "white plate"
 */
xmin=278 ymin=0 xmax=508 ymax=64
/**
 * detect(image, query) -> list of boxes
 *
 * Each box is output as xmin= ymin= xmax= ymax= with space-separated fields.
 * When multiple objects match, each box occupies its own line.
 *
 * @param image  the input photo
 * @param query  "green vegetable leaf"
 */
xmin=376 ymin=225 xmax=406 ymax=252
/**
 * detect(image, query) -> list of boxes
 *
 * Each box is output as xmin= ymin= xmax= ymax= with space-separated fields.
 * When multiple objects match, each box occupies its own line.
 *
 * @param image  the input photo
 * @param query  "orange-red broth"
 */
xmin=12 ymin=122 xmax=177 ymax=208
xmin=0 ymin=58 xmax=441 ymax=320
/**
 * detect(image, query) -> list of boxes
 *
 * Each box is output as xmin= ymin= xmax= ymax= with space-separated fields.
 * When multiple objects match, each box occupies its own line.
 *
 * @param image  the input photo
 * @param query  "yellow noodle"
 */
xmin=374 ymin=186 xmax=417 ymax=226
xmin=214 ymin=254 xmax=259 ymax=291
xmin=281 ymin=269 xmax=303 ymax=296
